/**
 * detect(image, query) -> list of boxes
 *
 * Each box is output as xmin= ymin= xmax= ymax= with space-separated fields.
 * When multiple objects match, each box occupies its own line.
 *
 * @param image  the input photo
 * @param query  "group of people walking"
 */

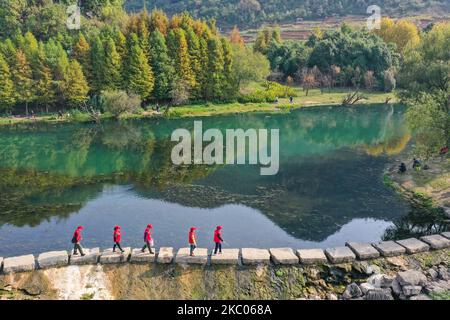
xmin=71 ymin=225 xmax=224 ymax=257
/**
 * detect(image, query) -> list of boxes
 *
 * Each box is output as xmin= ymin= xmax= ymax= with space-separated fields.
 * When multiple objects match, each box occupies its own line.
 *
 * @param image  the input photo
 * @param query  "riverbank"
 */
xmin=0 ymin=89 xmax=395 ymax=126
xmin=386 ymin=157 xmax=450 ymax=218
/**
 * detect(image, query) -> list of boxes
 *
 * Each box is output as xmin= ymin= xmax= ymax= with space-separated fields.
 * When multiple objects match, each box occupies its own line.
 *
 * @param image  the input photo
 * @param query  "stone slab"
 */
xmin=269 ymin=248 xmax=299 ymax=265
xmin=3 ymin=255 xmax=35 ymax=274
xmin=346 ymin=242 xmax=380 ymax=260
xmin=69 ymin=248 xmax=100 ymax=265
xmin=130 ymin=248 xmax=156 ymax=263
xmin=372 ymin=241 xmax=406 ymax=257
xmin=296 ymin=249 xmax=328 ymax=265
xmin=210 ymin=249 xmax=240 ymax=264
xmin=441 ymin=232 xmax=450 ymax=240
xmin=419 ymin=235 xmax=450 ymax=250
xmin=37 ymin=251 xmax=69 ymax=269
xmin=396 ymin=238 xmax=430 ymax=254
xmin=325 ymin=247 xmax=356 ymax=264
xmin=175 ymin=248 xmax=208 ymax=265
xmin=157 ymin=247 xmax=174 ymax=264
xmin=99 ymin=247 xmax=131 ymax=264
xmin=241 ymin=248 xmax=271 ymax=265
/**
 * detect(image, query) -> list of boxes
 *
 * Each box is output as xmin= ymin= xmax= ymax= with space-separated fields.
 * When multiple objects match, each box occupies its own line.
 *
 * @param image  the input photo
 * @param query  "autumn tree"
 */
xmin=0 ymin=54 xmax=15 ymax=111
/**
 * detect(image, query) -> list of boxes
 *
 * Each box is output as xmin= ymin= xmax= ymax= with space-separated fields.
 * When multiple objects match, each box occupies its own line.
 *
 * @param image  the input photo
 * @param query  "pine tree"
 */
xmin=138 ymin=8 xmax=151 ymax=60
xmin=171 ymin=28 xmax=195 ymax=91
xmin=114 ymin=30 xmax=127 ymax=60
xmin=62 ymin=60 xmax=89 ymax=107
xmin=0 ymin=39 xmax=17 ymax=67
xmin=206 ymin=37 xmax=224 ymax=100
xmin=197 ymin=37 xmax=209 ymax=99
xmin=126 ymin=43 xmax=154 ymax=100
xmin=221 ymin=38 xmax=234 ymax=97
xmin=230 ymin=26 xmax=245 ymax=47
xmin=0 ymin=54 xmax=15 ymax=111
xmin=149 ymin=10 xmax=169 ymax=35
xmin=12 ymin=50 xmax=34 ymax=115
xmin=72 ymin=33 xmax=91 ymax=80
xmin=23 ymin=31 xmax=39 ymax=60
xmin=33 ymin=43 xmax=55 ymax=111
xmin=90 ymin=36 xmax=106 ymax=94
xmin=104 ymin=37 xmax=122 ymax=90
xmin=185 ymin=28 xmax=202 ymax=98
xmin=149 ymin=30 xmax=174 ymax=100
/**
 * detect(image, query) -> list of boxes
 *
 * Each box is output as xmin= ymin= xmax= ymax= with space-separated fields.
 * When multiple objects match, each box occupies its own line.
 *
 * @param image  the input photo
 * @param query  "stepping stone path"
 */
xmin=346 ymin=242 xmax=380 ymax=260
xmin=325 ymin=247 xmax=356 ymax=264
xmin=175 ymin=248 xmax=208 ymax=265
xmin=441 ymin=232 xmax=450 ymax=240
xmin=372 ymin=241 xmax=406 ymax=257
xmin=296 ymin=249 xmax=328 ymax=265
xmin=419 ymin=235 xmax=450 ymax=250
xmin=3 ymin=255 xmax=35 ymax=274
xmin=241 ymin=248 xmax=271 ymax=265
xmin=210 ymin=249 xmax=240 ymax=264
xmin=396 ymin=238 xmax=430 ymax=254
xmin=70 ymin=248 xmax=100 ymax=265
xmin=269 ymin=248 xmax=299 ymax=265
xmin=130 ymin=248 xmax=156 ymax=263
xmin=37 ymin=251 xmax=69 ymax=269
xmin=99 ymin=247 xmax=131 ymax=264
xmin=157 ymin=247 xmax=174 ymax=264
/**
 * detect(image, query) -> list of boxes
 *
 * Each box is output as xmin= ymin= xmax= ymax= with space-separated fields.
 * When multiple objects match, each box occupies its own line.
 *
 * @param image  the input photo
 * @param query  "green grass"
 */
xmin=80 ymin=292 xmax=95 ymax=300
xmin=429 ymin=290 xmax=450 ymax=300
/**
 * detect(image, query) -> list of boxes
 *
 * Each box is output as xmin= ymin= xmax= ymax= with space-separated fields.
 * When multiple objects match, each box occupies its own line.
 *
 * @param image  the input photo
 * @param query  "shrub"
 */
xmin=101 ymin=90 xmax=141 ymax=119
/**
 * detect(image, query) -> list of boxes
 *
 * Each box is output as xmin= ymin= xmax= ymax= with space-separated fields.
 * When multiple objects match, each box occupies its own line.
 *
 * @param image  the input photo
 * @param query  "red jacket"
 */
xmin=114 ymin=230 xmax=121 ymax=243
xmin=73 ymin=229 xmax=82 ymax=242
xmin=214 ymin=229 xmax=223 ymax=243
xmin=144 ymin=228 xmax=152 ymax=242
xmin=189 ymin=231 xmax=196 ymax=244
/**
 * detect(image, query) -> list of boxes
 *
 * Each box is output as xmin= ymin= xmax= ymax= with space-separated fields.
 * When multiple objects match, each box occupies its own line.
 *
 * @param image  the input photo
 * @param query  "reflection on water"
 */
xmin=0 ymin=104 xmax=444 ymax=256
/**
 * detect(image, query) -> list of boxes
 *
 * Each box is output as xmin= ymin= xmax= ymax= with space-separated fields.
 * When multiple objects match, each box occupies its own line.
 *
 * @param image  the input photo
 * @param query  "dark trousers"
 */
xmin=113 ymin=242 xmax=124 ymax=252
xmin=141 ymin=241 xmax=154 ymax=253
xmin=73 ymin=243 xmax=84 ymax=255
xmin=214 ymin=242 xmax=222 ymax=254
xmin=190 ymin=244 xmax=196 ymax=255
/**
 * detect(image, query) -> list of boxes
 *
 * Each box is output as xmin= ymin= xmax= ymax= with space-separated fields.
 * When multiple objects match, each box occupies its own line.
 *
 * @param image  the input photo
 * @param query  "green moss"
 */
xmin=80 ymin=292 xmax=95 ymax=300
xmin=429 ymin=290 xmax=450 ymax=300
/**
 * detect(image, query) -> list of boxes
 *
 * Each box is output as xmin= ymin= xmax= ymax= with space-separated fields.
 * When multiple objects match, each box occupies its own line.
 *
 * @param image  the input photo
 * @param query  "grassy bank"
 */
xmin=0 ymin=89 xmax=396 ymax=126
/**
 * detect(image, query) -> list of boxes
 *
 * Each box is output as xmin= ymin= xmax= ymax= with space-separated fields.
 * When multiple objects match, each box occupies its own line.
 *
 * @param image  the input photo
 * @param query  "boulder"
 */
xmin=359 ymin=282 xmax=376 ymax=295
xmin=365 ymin=288 xmax=394 ymax=300
xmin=427 ymin=268 xmax=439 ymax=280
xmin=441 ymin=232 xmax=450 ymax=240
xmin=372 ymin=241 xmax=406 ymax=257
xmin=342 ymin=283 xmax=362 ymax=300
xmin=269 ymin=248 xmax=299 ymax=265
xmin=419 ymin=234 xmax=450 ymax=250
xmin=37 ymin=251 xmax=69 ymax=269
xmin=437 ymin=266 xmax=449 ymax=280
xmin=367 ymin=274 xmax=394 ymax=288
xmin=409 ymin=294 xmax=431 ymax=300
xmin=3 ymin=255 xmax=35 ymax=274
xmin=175 ymin=248 xmax=208 ymax=265
xmin=296 ymin=249 xmax=328 ymax=265
xmin=210 ymin=249 xmax=240 ymax=265
xmin=70 ymin=248 xmax=100 ymax=265
xmin=396 ymin=270 xmax=427 ymax=287
xmin=157 ymin=247 xmax=174 ymax=264
xmin=424 ymin=279 xmax=450 ymax=294
xmin=99 ymin=247 xmax=131 ymax=264
xmin=403 ymin=285 xmax=422 ymax=297
xmin=346 ymin=242 xmax=380 ymax=260
xmin=392 ymin=279 xmax=402 ymax=295
xmin=130 ymin=248 xmax=156 ymax=263
xmin=241 ymin=248 xmax=271 ymax=265
xmin=396 ymin=238 xmax=429 ymax=254
xmin=324 ymin=247 xmax=356 ymax=264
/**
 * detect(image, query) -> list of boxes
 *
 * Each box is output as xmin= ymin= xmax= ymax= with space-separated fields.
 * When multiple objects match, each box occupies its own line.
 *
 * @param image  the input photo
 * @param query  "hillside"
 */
xmin=125 ymin=0 xmax=450 ymax=29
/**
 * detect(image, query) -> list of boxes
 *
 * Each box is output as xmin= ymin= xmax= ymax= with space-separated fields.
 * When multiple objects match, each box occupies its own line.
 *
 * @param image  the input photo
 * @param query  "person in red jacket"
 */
xmin=189 ymin=227 xmax=197 ymax=256
xmin=71 ymin=226 xmax=85 ymax=256
xmin=113 ymin=226 xmax=125 ymax=253
xmin=141 ymin=224 xmax=154 ymax=254
xmin=213 ymin=226 xmax=224 ymax=255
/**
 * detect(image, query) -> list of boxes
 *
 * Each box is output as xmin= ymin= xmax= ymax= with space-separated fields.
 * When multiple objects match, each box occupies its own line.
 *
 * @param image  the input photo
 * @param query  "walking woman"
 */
xmin=141 ymin=224 xmax=154 ymax=254
xmin=113 ymin=226 xmax=125 ymax=253
xmin=213 ymin=226 xmax=224 ymax=254
xmin=71 ymin=226 xmax=85 ymax=256
xmin=189 ymin=227 xmax=197 ymax=256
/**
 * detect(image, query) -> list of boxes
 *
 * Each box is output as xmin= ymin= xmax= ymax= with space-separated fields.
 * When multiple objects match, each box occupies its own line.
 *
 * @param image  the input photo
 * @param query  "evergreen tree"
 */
xmin=12 ymin=50 xmax=34 ymax=115
xmin=33 ymin=43 xmax=55 ymax=111
xmin=171 ymin=28 xmax=195 ymax=91
xmin=185 ymin=28 xmax=202 ymax=98
xmin=149 ymin=30 xmax=174 ymax=100
xmin=104 ymin=37 xmax=122 ymax=90
xmin=0 ymin=39 xmax=17 ymax=67
xmin=126 ymin=43 xmax=154 ymax=100
xmin=72 ymin=33 xmax=91 ymax=80
xmin=221 ymin=38 xmax=234 ymax=97
xmin=90 ymin=36 xmax=106 ymax=94
xmin=197 ymin=37 xmax=209 ymax=99
xmin=114 ymin=29 xmax=127 ymax=60
xmin=0 ymin=54 xmax=15 ymax=111
xmin=206 ymin=37 xmax=224 ymax=100
xmin=62 ymin=60 xmax=89 ymax=107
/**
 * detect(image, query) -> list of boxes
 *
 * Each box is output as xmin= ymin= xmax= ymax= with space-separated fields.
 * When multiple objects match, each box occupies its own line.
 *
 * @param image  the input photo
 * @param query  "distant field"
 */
xmin=235 ymin=14 xmax=449 ymax=42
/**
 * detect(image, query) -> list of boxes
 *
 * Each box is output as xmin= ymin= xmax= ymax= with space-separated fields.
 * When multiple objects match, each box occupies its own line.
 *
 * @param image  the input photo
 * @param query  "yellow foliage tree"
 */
xmin=374 ymin=18 xmax=420 ymax=53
